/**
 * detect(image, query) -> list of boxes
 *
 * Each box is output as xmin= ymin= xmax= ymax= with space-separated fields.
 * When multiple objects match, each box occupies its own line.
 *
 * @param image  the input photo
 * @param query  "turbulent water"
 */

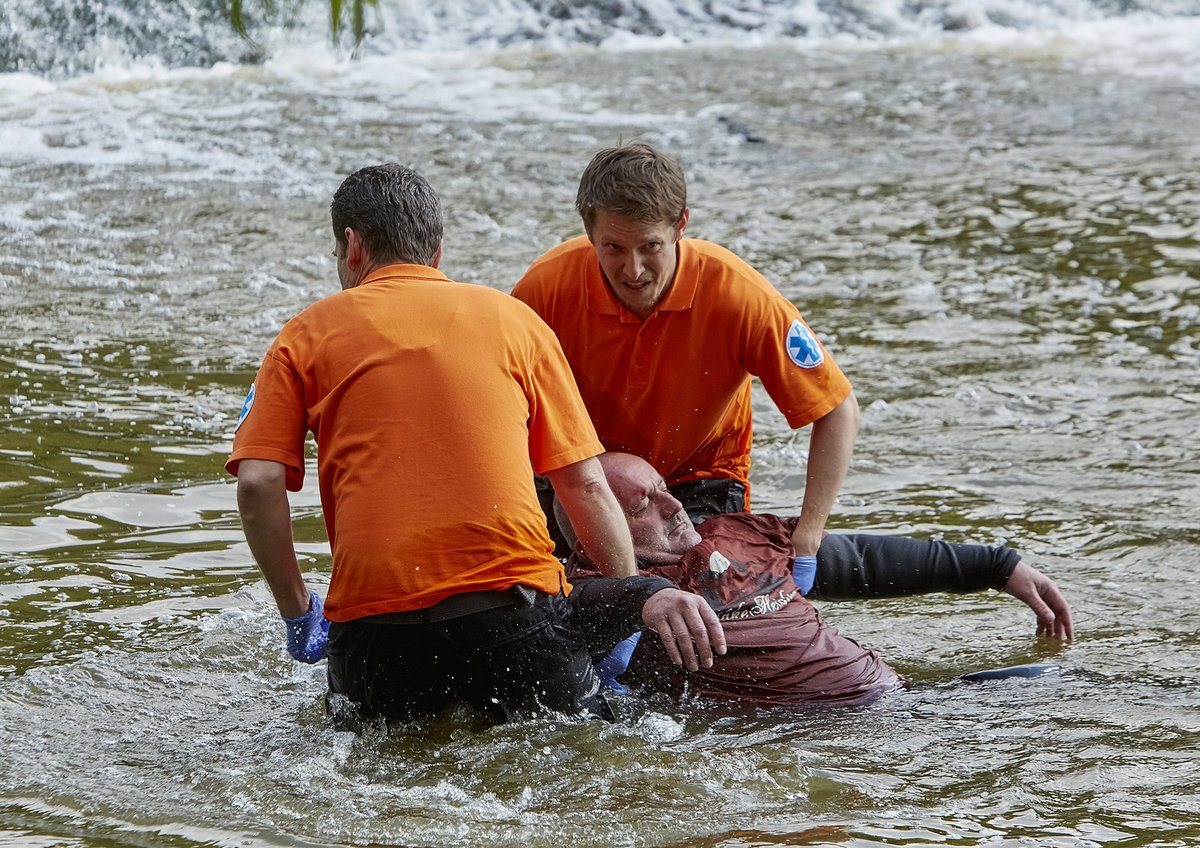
xmin=2 ymin=1 xmax=1200 ymax=846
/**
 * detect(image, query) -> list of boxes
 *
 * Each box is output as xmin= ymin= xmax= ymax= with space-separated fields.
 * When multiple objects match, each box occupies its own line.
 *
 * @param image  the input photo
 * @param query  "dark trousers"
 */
xmin=326 ymin=588 xmax=610 ymax=725
xmin=668 ymin=477 xmax=748 ymax=525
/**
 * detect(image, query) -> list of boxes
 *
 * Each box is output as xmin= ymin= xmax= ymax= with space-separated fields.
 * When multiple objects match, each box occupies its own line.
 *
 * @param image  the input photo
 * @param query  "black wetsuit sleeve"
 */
xmin=809 ymin=534 xmax=1021 ymax=599
xmin=569 ymin=575 xmax=676 ymax=657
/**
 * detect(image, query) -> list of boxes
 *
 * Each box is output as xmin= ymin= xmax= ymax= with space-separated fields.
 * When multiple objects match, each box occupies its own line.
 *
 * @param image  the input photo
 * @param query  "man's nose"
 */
xmin=622 ymin=251 xmax=644 ymax=281
xmin=657 ymin=491 xmax=683 ymax=514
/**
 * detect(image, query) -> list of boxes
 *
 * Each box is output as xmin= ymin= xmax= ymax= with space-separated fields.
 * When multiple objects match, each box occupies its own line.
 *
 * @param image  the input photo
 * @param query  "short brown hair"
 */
xmin=575 ymin=142 xmax=687 ymax=230
xmin=331 ymin=163 xmax=442 ymax=267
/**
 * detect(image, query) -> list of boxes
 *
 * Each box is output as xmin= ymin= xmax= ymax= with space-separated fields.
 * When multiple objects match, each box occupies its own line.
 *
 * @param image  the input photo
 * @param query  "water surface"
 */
xmin=1 ymin=6 xmax=1199 ymax=846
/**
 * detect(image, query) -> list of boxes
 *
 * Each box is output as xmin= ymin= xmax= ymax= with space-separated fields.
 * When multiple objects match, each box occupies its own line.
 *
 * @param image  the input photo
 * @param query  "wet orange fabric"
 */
xmin=513 ymin=237 xmax=852 ymax=495
xmin=227 ymin=264 xmax=602 ymax=621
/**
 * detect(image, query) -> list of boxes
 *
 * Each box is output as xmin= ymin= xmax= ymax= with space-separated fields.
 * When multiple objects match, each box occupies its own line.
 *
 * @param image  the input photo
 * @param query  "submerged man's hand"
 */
xmin=641 ymin=589 xmax=726 ymax=672
xmin=1003 ymin=561 xmax=1074 ymax=641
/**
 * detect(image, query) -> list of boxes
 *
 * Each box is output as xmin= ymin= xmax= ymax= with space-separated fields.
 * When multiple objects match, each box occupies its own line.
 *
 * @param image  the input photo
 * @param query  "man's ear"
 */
xmin=344 ymin=227 xmax=374 ymax=273
xmin=674 ymin=208 xmax=690 ymax=241
xmin=432 ymin=241 xmax=443 ymax=269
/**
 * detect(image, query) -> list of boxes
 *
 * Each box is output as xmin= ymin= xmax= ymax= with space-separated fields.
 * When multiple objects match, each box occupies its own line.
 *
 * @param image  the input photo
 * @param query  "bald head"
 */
xmin=595 ymin=451 xmax=646 ymax=483
xmin=557 ymin=452 xmax=701 ymax=565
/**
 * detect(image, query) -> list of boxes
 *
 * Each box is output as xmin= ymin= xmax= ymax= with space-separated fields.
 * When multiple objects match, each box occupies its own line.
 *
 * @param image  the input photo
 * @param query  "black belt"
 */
xmin=364 ymin=585 xmax=539 ymax=625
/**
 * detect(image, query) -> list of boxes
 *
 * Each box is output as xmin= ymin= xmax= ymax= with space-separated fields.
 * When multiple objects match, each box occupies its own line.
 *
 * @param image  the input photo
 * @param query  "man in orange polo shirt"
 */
xmin=228 ymin=163 xmax=724 ymax=724
xmin=513 ymin=142 xmax=860 ymax=579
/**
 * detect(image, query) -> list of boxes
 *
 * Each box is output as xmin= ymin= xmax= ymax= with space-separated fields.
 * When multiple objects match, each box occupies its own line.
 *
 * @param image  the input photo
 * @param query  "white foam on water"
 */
xmin=1 ymin=1 xmax=1194 ymax=181
xmin=0 ymin=71 xmax=54 ymax=94
xmin=915 ymin=13 xmax=1200 ymax=83
xmin=4 ymin=0 xmax=1199 ymax=84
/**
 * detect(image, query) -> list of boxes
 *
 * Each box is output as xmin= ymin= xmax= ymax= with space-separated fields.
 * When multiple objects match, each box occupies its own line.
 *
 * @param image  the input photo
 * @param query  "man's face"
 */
xmin=606 ymin=457 xmax=702 ymax=564
xmin=587 ymin=208 xmax=688 ymax=320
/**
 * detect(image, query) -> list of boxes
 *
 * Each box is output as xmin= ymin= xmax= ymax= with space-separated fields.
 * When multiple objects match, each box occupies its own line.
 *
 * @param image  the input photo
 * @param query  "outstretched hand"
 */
xmin=1003 ymin=561 xmax=1074 ymax=641
xmin=641 ymin=588 xmax=727 ymax=672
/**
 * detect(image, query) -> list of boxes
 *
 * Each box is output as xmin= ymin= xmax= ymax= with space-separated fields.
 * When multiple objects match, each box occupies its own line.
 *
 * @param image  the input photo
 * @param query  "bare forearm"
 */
xmin=236 ymin=460 xmax=309 ymax=618
xmin=792 ymin=393 xmax=859 ymax=555
xmin=545 ymin=457 xmax=636 ymax=577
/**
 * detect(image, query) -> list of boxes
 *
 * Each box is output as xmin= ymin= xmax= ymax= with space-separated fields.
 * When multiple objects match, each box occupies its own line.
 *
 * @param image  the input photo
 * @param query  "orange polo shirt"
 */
xmin=227 ymin=264 xmax=603 ymax=621
xmin=512 ymin=237 xmax=851 ymax=495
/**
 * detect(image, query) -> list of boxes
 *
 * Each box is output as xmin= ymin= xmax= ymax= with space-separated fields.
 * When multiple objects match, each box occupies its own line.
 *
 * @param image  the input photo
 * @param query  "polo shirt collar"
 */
xmin=584 ymin=239 xmax=699 ymax=320
xmin=358 ymin=263 xmax=450 ymax=287
xmin=658 ymin=239 xmax=699 ymax=312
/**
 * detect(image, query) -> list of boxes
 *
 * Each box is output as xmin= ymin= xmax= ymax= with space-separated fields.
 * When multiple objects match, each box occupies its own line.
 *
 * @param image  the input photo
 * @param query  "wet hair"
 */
xmin=575 ymin=142 xmax=688 ymax=230
xmin=330 ymin=163 xmax=443 ymax=266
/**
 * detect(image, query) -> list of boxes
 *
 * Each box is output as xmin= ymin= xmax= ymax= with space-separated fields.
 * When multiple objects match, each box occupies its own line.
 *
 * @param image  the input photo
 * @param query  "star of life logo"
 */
xmin=786 ymin=319 xmax=824 ymax=369
xmin=235 ymin=383 xmax=255 ymax=431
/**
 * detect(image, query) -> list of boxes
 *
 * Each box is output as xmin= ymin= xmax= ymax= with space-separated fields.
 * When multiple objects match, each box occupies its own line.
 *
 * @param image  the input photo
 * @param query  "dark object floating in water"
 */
xmin=717 ymin=115 xmax=766 ymax=143
xmin=960 ymin=662 xmax=1062 ymax=682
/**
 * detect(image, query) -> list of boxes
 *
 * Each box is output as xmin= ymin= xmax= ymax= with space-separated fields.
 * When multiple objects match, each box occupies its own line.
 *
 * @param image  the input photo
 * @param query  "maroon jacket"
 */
xmin=624 ymin=512 xmax=904 ymax=706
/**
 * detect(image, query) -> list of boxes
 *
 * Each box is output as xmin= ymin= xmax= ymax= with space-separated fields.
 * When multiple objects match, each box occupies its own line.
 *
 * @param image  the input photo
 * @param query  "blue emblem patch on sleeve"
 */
xmin=785 ymin=319 xmax=825 ymax=369
xmin=235 ymin=383 xmax=256 ymax=431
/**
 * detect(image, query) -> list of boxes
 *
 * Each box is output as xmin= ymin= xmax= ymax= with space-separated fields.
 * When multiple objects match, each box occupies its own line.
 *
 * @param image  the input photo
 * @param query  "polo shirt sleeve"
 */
xmin=743 ymin=294 xmax=853 ymax=429
xmin=225 ymin=346 xmax=309 ymax=491
xmin=521 ymin=324 xmax=604 ymax=475
xmin=512 ymin=236 xmax=590 ymax=318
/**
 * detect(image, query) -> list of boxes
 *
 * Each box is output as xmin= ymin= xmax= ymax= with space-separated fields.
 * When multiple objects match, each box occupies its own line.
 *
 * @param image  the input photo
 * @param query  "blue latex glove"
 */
xmin=792 ymin=556 xmax=817 ymax=596
xmin=282 ymin=590 xmax=330 ymax=663
xmin=595 ymin=631 xmax=642 ymax=694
